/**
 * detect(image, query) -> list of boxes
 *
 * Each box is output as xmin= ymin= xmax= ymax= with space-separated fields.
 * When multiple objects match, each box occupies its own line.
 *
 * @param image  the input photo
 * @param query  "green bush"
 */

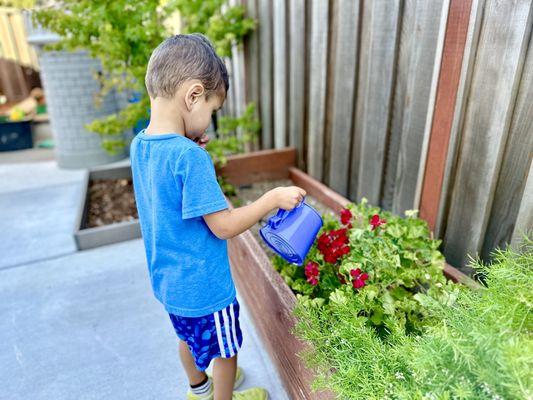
xmin=22 ymin=0 xmax=258 ymax=154
xmin=273 ymin=199 xmax=455 ymax=334
xmin=293 ymin=239 xmax=533 ymax=399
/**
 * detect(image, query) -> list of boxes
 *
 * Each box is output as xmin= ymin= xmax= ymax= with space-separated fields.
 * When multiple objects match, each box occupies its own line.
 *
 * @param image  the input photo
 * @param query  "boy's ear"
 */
xmin=185 ymin=82 xmax=205 ymax=111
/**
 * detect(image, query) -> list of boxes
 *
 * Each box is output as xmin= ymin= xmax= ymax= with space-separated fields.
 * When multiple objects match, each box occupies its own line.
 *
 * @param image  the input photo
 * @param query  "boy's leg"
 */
xmin=213 ymin=354 xmax=237 ymax=400
xmin=179 ymin=339 xmax=208 ymax=386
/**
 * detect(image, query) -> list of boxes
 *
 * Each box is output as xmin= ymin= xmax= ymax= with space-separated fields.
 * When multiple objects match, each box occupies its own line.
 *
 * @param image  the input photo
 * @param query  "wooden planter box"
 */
xmin=218 ymin=147 xmax=473 ymax=400
xmin=74 ymin=163 xmax=141 ymax=250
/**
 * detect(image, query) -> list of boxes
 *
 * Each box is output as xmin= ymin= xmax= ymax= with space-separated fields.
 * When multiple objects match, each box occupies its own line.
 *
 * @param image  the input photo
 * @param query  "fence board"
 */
xmin=434 ymin=0 xmax=484 ymax=238
xmin=443 ymin=0 xmax=533 ymax=267
xmin=258 ymin=0 xmax=273 ymax=149
xmin=390 ymin=0 xmax=446 ymax=215
xmin=419 ymin=0 xmax=474 ymax=232
xmin=306 ymin=0 xmax=329 ymax=181
xmin=350 ymin=0 xmax=400 ymax=205
xmin=327 ymin=0 xmax=360 ymax=197
xmin=243 ymin=0 xmax=260 ymax=151
xmin=511 ymin=161 xmax=533 ymax=249
xmin=273 ymin=0 xmax=287 ymax=149
xmin=481 ymin=35 xmax=533 ymax=259
xmin=288 ymin=0 xmax=306 ymax=169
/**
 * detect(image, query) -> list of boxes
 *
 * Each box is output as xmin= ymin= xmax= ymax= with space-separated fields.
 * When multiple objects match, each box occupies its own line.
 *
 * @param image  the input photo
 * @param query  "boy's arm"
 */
xmin=203 ymin=186 xmax=306 ymax=240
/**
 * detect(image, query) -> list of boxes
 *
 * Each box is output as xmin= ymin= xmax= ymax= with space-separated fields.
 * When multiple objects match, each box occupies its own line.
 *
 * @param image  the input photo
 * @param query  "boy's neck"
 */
xmin=145 ymin=97 xmax=185 ymax=136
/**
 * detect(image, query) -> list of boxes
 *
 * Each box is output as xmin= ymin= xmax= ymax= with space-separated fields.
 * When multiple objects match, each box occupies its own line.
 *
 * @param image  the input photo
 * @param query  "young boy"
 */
xmin=130 ymin=34 xmax=306 ymax=400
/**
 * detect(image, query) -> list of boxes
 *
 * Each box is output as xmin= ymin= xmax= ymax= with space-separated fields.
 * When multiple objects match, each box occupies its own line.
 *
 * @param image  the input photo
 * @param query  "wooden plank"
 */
xmin=272 ymin=0 xmax=287 ymax=149
xmin=306 ymin=0 xmax=329 ymax=181
xmin=482 ymin=35 xmax=533 ymax=258
xmin=258 ymin=0 xmax=273 ymax=149
xmin=350 ymin=0 xmax=400 ymax=205
xmin=243 ymin=0 xmax=260 ymax=151
xmin=434 ymin=0 xmax=485 ymax=238
xmin=419 ymin=0 xmax=473 ymax=232
xmin=215 ymin=147 xmax=296 ymax=185
xmin=413 ymin=0 xmax=450 ymax=209
xmin=229 ymin=0 xmax=246 ymax=123
xmin=510 ymin=161 xmax=533 ymax=249
xmin=390 ymin=0 xmax=447 ymax=215
xmin=226 ymin=224 xmax=334 ymax=399
xmin=288 ymin=0 xmax=306 ymax=169
xmin=327 ymin=0 xmax=359 ymax=197
xmin=289 ymin=166 xmax=350 ymax=215
xmin=443 ymin=0 xmax=533 ymax=267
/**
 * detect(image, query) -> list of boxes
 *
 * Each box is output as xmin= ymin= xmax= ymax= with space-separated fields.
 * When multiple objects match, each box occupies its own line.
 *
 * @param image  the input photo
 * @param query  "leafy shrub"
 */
xmin=293 ymin=239 xmax=533 ymax=399
xmin=273 ymin=199 xmax=455 ymax=333
xmin=23 ymin=0 xmax=257 ymax=153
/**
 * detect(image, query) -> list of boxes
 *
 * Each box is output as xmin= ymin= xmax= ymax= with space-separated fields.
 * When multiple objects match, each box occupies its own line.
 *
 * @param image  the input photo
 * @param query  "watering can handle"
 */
xmin=269 ymin=196 xmax=306 ymax=229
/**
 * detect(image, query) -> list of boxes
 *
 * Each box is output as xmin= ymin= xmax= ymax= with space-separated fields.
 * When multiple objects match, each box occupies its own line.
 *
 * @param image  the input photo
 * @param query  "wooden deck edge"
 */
xmin=289 ymin=167 xmax=351 ymax=214
xmin=215 ymin=147 xmax=297 ymax=186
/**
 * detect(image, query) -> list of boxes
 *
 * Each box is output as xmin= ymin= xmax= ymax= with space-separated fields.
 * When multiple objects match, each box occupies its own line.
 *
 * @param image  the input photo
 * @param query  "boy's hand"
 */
xmin=269 ymin=186 xmax=307 ymax=210
xmin=193 ymin=133 xmax=210 ymax=148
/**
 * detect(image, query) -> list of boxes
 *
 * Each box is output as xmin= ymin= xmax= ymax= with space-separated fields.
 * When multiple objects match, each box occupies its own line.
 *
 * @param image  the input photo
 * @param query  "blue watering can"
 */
xmin=259 ymin=196 xmax=323 ymax=265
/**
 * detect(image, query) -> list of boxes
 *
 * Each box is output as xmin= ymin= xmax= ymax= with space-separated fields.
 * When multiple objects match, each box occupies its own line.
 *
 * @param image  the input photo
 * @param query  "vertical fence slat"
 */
xmin=258 ymin=0 xmax=273 ymax=149
xmin=243 ymin=0 xmax=260 ymax=151
xmin=434 ymin=0 xmax=484 ymax=238
xmin=273 ymin=0 xmax=287 ymax=149
xmin=511 ymin=161 xmax=533 ymax=249
xmin=288 ymin=0 xmax=306 ymax=168
xmin=389 ymin=0 xmax=447 ymax=215
xmin=481 ymin=34 xmax=533 ymax=259
xmin=350 ymin=0 xmax=400 ymax=205
xmin=327 ymin=0 xmax=360 ymax=197
xmin=419 ymin=0 xmax=474 ymax=233
xmin=306 ymin=0 xmax=329 ymax=181
xmin=443 ymin=0 xmax=533 ymax=267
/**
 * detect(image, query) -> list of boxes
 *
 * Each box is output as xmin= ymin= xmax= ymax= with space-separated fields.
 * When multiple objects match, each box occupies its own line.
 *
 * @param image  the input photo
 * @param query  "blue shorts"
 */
xmin=168 ymin=296 xmax=243 ymax=371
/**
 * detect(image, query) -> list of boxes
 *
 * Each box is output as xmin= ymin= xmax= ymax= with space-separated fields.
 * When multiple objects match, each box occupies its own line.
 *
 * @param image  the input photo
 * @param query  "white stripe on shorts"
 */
xmin=221 ymin=307 xmax=235 ymax=357
xmin=213 ymin=310 xmax=226 ymax=357
xmin=229 ymin=302 xmax=241 ymax=351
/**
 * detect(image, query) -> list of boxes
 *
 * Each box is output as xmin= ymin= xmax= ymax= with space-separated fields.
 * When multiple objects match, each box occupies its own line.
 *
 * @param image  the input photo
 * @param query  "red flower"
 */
xmin=305 ymin=261 xmax=320 ymax=286
xmin=337 ymin=273 xmax=347 ymax=285
xmin=317 ymin=228 xmax=351 ymax=264
xmin=340 ymin=208 xmax=352 ymax=225
xmin=350 ymin=268 xmax=369 ymax=289
xmin=370 ymin=214 xmax=386 ymax=230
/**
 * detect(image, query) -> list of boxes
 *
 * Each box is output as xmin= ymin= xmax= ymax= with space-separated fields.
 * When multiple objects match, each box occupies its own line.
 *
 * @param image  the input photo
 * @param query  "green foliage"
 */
xmin=26 ymin=0 xmax=258 ymax=155
xmin=294 ymin=240 xmax=533 ymax=399
xmin=274 ymin=199 xmax=454 ymax=333
xmin=171 ymin=0 xmax=256 ymax=57
xmin=206 ymin=102 xmax=261 ymax=166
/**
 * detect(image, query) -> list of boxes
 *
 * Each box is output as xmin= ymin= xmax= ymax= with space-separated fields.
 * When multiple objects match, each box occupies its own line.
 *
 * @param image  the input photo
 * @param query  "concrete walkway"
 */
xmin=0 ymin=152 xmax=289 ymax=400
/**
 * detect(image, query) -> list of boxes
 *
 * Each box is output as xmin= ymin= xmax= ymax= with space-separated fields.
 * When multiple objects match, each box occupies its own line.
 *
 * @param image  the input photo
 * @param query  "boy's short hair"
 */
xmin=145 ymin=33 xmax=229 ymax=99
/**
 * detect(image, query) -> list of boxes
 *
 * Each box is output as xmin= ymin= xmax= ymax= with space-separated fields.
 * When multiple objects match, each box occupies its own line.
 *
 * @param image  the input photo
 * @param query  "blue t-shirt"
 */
xmin=129 ymin=129 xmax=236 ymax=317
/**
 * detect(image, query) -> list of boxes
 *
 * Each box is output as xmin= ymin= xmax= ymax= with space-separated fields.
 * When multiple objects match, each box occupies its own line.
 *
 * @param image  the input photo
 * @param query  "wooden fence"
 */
xmin=224 ymin=0 xmax=531 ymax=270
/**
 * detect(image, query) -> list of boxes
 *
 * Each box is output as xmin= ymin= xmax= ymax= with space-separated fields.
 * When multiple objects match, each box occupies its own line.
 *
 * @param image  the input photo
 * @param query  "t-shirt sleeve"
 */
xmin=177 ymin=146 xmax=229 ymax=220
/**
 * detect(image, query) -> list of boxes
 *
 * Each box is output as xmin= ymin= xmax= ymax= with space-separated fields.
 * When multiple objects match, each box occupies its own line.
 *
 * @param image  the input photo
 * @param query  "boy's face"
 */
xmin=183 ymin=88 xmax=225 ymax=143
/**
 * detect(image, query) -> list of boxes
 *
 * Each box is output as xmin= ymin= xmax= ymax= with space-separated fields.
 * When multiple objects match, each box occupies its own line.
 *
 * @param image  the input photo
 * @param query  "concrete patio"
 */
xmin=0 ymin=150 xmax=289 ymax=400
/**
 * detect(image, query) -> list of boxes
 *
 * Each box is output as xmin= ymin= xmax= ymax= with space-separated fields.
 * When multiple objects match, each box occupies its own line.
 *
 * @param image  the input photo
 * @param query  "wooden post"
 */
xmin=419 ymin=0 xmax=473 ymax=232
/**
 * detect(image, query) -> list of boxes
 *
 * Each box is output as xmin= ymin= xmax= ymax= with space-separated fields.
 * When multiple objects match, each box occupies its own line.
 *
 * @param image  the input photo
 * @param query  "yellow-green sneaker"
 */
xmin=186 ymin=367 xmax=245 ymax=400
xmin=232 ymin=387 xmax=269 ymax=399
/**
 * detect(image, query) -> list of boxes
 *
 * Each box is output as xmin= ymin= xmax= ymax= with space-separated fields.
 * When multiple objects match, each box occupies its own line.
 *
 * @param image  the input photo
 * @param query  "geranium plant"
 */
xmin=273 ymin=198 xmax=455 ymax=333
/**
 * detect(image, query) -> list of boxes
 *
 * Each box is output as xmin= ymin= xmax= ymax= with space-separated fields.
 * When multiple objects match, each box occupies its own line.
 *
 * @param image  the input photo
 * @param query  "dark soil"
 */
xmin=84 ymin=177 xmax=336 ymax=251
xmin=86 ymin=179 xmax=138 ymax=228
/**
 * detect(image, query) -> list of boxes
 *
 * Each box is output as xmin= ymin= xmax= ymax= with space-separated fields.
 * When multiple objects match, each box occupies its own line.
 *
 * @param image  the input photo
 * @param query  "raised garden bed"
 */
xmin=73 ymin=147 xmax=473 ymax=398
xmin=219 ymin=147 xmax=474 ymax=400
xmin=74 ymin=164 xmax=140 ymax=250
